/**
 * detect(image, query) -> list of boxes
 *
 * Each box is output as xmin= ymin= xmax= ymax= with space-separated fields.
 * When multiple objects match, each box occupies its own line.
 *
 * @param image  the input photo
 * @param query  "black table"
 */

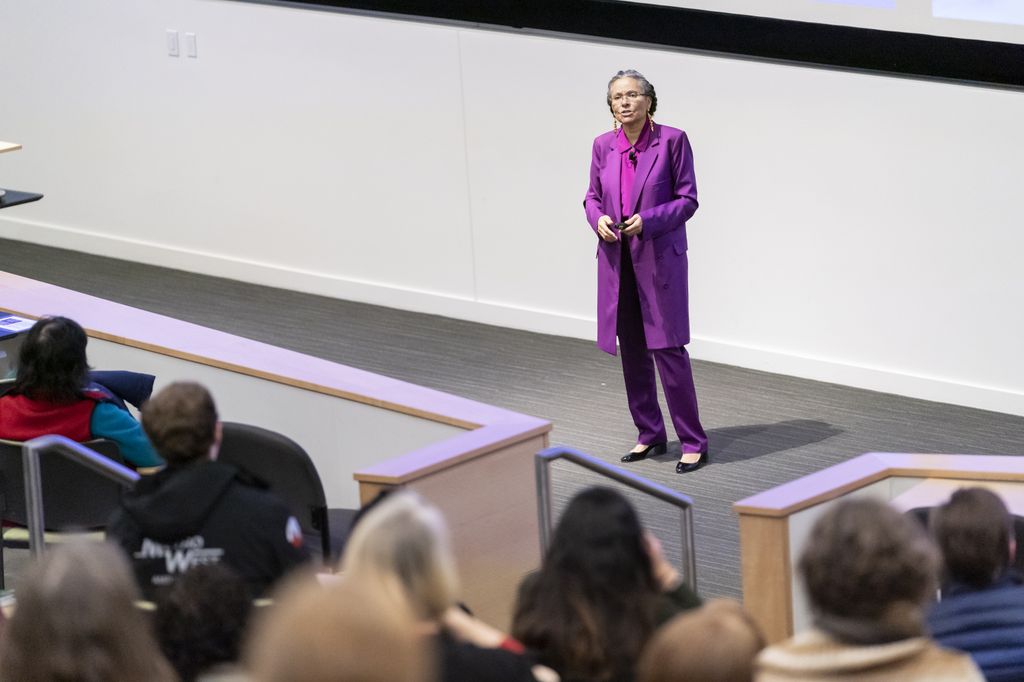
xmin=0 ymin=189 xmax=43 ymax=210
xmin=0 ymin=142 xmax=43 ymax=210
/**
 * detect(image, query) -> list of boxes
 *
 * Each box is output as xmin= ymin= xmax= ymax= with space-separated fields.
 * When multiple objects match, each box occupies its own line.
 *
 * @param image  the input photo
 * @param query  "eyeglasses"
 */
xmin=611 ymin=91 xmax=646 ymax=103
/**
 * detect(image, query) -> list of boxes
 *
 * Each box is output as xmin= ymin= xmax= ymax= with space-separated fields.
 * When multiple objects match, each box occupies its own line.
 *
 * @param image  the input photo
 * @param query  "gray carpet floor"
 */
xmin=2 ymin=236 xmax=1023 ymax=598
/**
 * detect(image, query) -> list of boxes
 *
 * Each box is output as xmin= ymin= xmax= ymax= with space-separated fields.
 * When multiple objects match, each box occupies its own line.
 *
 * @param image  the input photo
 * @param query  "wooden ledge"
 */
xmin=0 ymin=270 xmax=542 ymax=430
xmin=1 ymin=270 xmax=551 ymax=483
xmin=734 ymin=452 xmax=1024 ymax=518
xmin=354 ymin=421 xmax=550 ymax=484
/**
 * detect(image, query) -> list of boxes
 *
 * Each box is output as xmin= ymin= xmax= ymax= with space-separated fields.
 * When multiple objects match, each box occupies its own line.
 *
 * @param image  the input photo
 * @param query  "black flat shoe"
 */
xmin=621 ymin=442 xmax=667 ymax=463
xmin=675 ymin=450 xmax=708 ymax=473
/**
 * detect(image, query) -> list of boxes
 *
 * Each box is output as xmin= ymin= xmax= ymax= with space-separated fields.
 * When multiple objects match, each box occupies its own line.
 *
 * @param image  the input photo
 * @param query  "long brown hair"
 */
xmin=512 ymin=487 xmax=660 ymax=681
xmin=0 ymin=541 xmax=177 ymax=682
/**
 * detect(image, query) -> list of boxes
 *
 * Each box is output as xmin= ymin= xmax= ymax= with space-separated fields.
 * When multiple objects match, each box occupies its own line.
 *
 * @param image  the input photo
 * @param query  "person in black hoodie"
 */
xmin=107 ymin=381 xmax=309 ymax=599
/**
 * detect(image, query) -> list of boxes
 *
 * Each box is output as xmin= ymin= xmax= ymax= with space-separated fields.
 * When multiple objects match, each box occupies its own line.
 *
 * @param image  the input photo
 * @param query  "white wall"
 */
xmin=85 ymin=338 xmax=464 ymax=508
xmin=2 ymin=0 xmax=1023 ymax=415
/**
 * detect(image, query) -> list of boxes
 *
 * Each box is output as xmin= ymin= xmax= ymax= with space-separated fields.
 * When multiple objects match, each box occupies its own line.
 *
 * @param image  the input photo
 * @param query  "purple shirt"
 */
xmin=617 ymin=122 xmax=652 ymax=219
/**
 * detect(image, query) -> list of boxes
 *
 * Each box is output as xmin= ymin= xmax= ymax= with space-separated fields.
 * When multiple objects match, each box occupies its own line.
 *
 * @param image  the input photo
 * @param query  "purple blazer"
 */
xmin=584 ymin=124 xmax=699 ymax=355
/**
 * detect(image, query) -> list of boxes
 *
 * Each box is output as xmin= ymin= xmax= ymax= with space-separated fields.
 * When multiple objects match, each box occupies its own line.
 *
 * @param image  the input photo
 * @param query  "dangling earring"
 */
xmin=648 ymin=113 xmax=655 ymax=132
xmin=613 ymin=117 xmax=620 ymax=135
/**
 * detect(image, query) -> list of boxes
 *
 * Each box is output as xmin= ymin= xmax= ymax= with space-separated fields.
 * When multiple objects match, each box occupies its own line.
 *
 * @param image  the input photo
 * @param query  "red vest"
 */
xmin=0 ymin=390 xmax=107 ymax=443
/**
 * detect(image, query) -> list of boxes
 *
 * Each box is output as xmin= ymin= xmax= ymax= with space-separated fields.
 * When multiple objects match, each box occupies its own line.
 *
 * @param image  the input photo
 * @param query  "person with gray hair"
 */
xmin=584 ymin=69 xmax=708 ymax=473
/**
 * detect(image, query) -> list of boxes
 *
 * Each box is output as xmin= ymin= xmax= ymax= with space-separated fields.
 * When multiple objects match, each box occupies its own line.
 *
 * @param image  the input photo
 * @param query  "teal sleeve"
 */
xmin=90 ymin=403 xmax=163 ymax=467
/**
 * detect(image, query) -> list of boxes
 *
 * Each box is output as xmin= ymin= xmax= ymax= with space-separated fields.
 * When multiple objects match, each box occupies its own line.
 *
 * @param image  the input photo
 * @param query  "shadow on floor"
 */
xmin=651 ymin=419 xmax=843 ymax=464
xmin=712 ymin=419 xmax=843 ymax=463
xmin=648 ymin=420 xmax=842 ymax=464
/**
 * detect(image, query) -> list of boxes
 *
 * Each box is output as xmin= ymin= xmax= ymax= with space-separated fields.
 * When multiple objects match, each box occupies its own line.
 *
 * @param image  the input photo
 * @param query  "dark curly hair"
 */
xmin=800 ymin=498 xmax=938 ymax=627
xmin=607 ymin=69 xmax=658 ymax=116
xmin=12 ymin=316 xmax=90 ymax=403
xmin=155 ymin=563 xmax=253 ymax=682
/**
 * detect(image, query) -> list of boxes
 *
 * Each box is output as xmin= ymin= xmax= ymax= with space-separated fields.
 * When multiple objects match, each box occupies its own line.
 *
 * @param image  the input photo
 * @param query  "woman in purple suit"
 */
xmin=584 ymin=70 xmax=708 ymax=473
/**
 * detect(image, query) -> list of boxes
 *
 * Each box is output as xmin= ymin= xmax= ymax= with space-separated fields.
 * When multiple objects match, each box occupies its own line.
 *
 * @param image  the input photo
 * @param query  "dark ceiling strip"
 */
xmin=236 ymin=0 xmax=1024 ymax=89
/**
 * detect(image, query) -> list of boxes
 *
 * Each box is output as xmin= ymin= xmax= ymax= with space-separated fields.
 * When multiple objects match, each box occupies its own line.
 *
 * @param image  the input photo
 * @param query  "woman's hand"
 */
xmin=596 ymin=215 xmax=619 ymax=242
xmin=644 ymin=531 xmax=683 ymax=592
xmin=622 ymin=213 xmax=643 ymax=237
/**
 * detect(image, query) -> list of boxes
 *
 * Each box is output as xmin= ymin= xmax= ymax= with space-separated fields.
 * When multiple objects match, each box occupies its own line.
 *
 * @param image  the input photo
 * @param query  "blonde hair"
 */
xmin=0 ymin=540 xmax=177 ymax=682
xmin=637 ymin=600 xmax=765 ymax=682
xmin=341 ymin=491 xmax=459 ymax=620
xmin=247 ymin=573 xmax=431 ymax=682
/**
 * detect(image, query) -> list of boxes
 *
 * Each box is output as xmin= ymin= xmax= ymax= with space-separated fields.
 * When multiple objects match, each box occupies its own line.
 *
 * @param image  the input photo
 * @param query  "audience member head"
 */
xmin=155 ymin=563 xmax=253 ymax=682
xmin=512 ymin=486 xmax=660 ymax=681
xmin=931 ymin=487 xmax=1014 ymax=589
xmin=0 ymin=540 xmax=175 ymax=682
xmin=637 ymin=599 xmax=765 ymax=682
xmin=340 ymin=490 xmax=458 ymax=621
xmin=546 ymin=486 xmax=655 ymax=588
xmin=13 ymin=316 xmax=89 ymax=403
xmin=247 ymin=574 xmax=430 ymax=682
xmin=799 ymin=498 xmax=939 ymax=642
xmin=142 ymin=381 xmax=219 ymax=465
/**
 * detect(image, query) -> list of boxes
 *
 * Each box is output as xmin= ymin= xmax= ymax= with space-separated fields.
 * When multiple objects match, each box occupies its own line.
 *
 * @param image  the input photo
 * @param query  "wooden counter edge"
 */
xmin=353 ymin=421 xmax=552 ymax=485
xmin=1 ymin=306 xmax=486 ymax=431
xmin=738 ymin=513 xmax=792 ymax=644
xmin=734 ymin=454 xmax=1024 ymax=517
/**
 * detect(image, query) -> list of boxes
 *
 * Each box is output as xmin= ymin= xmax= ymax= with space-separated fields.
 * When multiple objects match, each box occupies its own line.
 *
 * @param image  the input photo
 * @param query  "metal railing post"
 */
xmin=535 ymin=445 xmax=698 ymax=592
xmin=681 ymin=505 xmax=697 ymax=590
xmin=22 ymin=442 xmax=46 ymax=558
xmin=21 ymin=435 xmax=140 ymax=557
xmin=535 ymin=454 xmax=554 ymax=554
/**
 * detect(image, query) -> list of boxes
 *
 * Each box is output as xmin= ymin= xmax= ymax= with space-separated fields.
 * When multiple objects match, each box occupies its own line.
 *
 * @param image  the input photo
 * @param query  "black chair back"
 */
xmin=216 ymin=422 xmax=331 ymax=558
xmin=0 ymin=438 xmax=126 ymax=529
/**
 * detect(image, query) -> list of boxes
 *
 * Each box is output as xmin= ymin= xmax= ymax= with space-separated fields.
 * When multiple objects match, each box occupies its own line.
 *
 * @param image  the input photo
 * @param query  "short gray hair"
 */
xmin=607 ymin=69 xmax=658 ymax=115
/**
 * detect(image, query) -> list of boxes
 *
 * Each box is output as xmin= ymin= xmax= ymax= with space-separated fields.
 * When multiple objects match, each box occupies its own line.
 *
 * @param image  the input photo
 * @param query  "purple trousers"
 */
xmin=618 ymin=243 xmax=707 ymax=453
